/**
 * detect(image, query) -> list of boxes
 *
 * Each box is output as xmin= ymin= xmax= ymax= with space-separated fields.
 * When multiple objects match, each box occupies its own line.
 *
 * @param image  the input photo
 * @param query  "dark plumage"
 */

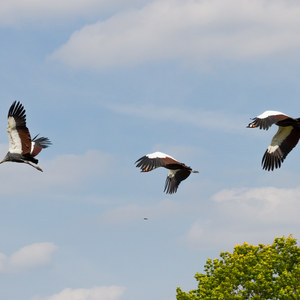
xmin=135 ymin=151 xmax=198 ymax=194
xmin=247 ymin=110 xmax=300 ymax=171
xmin=0 ymin=101 xmax=51 ymax=172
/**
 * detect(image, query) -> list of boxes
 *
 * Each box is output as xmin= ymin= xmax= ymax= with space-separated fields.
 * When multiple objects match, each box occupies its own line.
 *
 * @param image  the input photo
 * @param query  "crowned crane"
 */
xmin=247 ymin=110 xmax=300 ymax=171
xmin=0 ymin=101 xmax=51 ymax=172
xmin=135 ymin=152 xmax=199 ymax=194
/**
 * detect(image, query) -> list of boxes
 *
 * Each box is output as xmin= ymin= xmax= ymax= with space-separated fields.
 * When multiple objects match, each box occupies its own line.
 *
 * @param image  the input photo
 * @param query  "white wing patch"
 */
xmin=257 ymin=110 xmax=285 ymax=119
xmin=147 ymin=152 xmax=176 ymax=159
xmin=30 ymin=142 xmax=35 ymax=154
xmin=267 ymin=145 xmax=279 ymax=154
xmin=167 ymin=170 xmax=177 ymax=178
xmin=270 ymin=126 xmax=293 ymax=148
xmin=7 ymin=116 xmax=22 ymax=153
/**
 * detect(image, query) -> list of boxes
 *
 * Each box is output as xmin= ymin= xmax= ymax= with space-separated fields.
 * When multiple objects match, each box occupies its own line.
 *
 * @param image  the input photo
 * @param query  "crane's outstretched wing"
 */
xmin=135 ymin=152 xmax=180 ymax=172
xmin=164 ymin=169 xmax=191 ymax=194
xmin=247 ymin=111 xmax=296 ymax=130
xmin=7 ymin=101 xmax=31 ymax=154
xmin=262 ymin=126 xmax=300 ymax=171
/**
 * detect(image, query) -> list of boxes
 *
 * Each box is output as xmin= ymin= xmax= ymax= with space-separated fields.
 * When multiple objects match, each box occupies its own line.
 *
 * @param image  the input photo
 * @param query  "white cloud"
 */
xmin=0 ymin=0 xmax=147 ymax=26
xmin=0 ymin=148 xmax=113 ymax=195
xmin=42 ymin=150 xmax=113 ymax=187
xmin=183 ymin=186 xmax=300 ymax=250
xmin=184 ymin=219 xmax=283 ymax=251
xmin=52 ymin=0 xmax=300 ymax=69
xmin=0 ymin=242 xmax=57 ymax=273
xmin=211 ymin=186 xmax=300 ymax=224
xmin=107 ymin=103 xmax=246 ymax=133
xmin=34 ymin=286 xmax=125 ymax=300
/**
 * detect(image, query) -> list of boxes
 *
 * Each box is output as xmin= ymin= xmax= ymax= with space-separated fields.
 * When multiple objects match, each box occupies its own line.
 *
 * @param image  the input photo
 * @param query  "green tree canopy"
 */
xmin=177 ymin=236 xmax=300 ymax=300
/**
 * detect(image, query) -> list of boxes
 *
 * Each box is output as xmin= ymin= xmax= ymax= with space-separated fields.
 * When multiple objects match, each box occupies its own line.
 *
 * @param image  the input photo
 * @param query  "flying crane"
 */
xmin=247 ymin=110 xmax=300 ymax=171
xmin=135 ymin=152 xmax=198 ymax=194
xmin=0 ymin=101 xmax=51 ymax=172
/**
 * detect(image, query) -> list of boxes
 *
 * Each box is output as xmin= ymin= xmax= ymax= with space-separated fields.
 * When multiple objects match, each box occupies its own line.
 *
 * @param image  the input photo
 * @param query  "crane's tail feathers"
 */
xmin=32 ymin=135 xmax=52 ymax=148
xmin=23 ymin=154 xmax=39 ymax=164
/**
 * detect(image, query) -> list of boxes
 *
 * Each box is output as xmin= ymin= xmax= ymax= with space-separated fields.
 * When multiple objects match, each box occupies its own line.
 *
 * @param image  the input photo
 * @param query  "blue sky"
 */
xmin=0 ymin=0 xmax=300 ymax=299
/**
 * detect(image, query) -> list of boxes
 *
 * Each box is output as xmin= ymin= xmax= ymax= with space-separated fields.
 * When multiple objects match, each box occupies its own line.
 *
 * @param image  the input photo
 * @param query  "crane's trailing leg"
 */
xmin=23 ymin=160 xmax=43 ymax=172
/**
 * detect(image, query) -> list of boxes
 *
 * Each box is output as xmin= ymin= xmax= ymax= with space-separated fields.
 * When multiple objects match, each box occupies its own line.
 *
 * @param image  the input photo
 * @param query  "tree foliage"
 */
xmin=177 ymin=236 xmax=300 ymax=300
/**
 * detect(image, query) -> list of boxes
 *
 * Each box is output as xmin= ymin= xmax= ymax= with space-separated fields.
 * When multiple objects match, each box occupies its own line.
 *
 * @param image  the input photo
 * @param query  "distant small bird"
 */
xmin=0 ymin=101 xmax=51 ymax=172
xmin=247 ymin=110 xmax=300 ymax=171
xmin=135 ymin=152 xmax=199 ymax=194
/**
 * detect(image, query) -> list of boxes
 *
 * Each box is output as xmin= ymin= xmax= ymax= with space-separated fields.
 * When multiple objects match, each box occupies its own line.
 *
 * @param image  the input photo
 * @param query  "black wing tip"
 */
xmin=8 ymin=100 xmax=26 ymax=120
xmin=247 ymin=117 xmax=257 ymax=128
xmin=135 ymin=155 xmax=146 ymax=169
xmin=165 ymin=189 xmax=177 ymax=194
xmin=135 ymin=155 xmax=158 ymax=172
xmin=164 ymin=177 xmax=178 ymax=194
xmin=247 ymin=116 xmax=272 ymax=130
xmin=135 ymin=155 xmax=146 ymax=165
xmin=261 ymin=151 xmax=283 ymax=171
xmin=164 ymin=187 xmax=178 ymax=194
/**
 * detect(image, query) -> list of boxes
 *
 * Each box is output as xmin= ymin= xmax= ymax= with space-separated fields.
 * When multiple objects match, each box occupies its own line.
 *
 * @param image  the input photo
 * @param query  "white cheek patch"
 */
xmin=267 ymin=145 xmax=279 ymax=153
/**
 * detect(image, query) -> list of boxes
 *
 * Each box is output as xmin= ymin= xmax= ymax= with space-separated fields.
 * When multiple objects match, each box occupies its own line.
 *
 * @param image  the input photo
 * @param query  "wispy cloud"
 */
xmin=211 ymin=186 xmax=300 ymax=224
xmin=52 ymin=0 xmax=300 ymax=69
xmin=183 ymin=185 xmax=300 ymax=250
xmin=33 ymin=286 xmax=126 ymax=300
xmin=0 ymin=0 xmax=147 ymax=26
xmin=107 ymin=103 xmax=246 ymax=133
xmin=0 ymin=148 xmax=114 ymax=195
xmin=0 ymin=242 xmax=57 ymax=273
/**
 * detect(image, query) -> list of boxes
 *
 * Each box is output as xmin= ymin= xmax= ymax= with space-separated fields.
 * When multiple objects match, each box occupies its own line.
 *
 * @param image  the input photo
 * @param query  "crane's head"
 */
xmin=0 ymin=152 xmax=20 ymax=164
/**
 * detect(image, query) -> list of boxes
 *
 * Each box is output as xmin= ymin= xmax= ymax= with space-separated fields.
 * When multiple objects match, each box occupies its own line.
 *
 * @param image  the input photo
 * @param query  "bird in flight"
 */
xmin=247 ymin=110 xmax=300 ymax=171
xmin=0 ymin=101 xmax=51 ymax=172
xmin=135 ymin=151 xmax=199 ymax=194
